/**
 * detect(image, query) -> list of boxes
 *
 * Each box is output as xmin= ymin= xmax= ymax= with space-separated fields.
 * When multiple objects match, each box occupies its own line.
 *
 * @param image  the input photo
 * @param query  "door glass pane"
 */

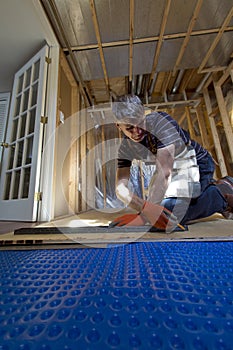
xmin=25 ymin=136 xmax=33 ymax=165
xmin=28 ymin=108 xmax=36 ymax=134
xmin=14 ymin=96 xmax=21 ymax=117
xmin=31 ymin=83 xmax=38 ymax=107
xmin=17 ymin=74 xmax=24 ymax=94
xmin=33 ymin=60 xmax=40 ymax=81
xmin=22 ymin=167 xmax=31 ymax=198
xmin=8 ymin=146 xmax=15 ymax=170
xmin=19 ymin=113 xmax=27 ymax=138
xmin=11 ymin=118 xmax=19 ymax=141
xmin=3 ymin=172 xmax=12 ymax=200
xmin=22 ymin=89 xmax=30 ymax=112
xmin=16 ymin=141 xmax=24 ymax=167
xmin=12 ymin=170 xmax=21 ymax=199
xmin=25 ymin=67 xmax=32 ymax=88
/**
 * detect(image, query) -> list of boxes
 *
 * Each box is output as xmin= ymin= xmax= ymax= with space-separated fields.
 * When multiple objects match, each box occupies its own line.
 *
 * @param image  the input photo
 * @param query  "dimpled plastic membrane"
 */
xmin=0 ymin=242 xmax=233 ymax=350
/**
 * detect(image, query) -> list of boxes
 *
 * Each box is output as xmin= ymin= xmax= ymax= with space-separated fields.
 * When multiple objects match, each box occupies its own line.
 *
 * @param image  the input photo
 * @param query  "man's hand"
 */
xmin=109 ymin=213 xmax=145 ymax=227
xmin=141 ymin=201 xmax=177 ymax=229
xmin=109 ymin=200 xmax=179 ymax=231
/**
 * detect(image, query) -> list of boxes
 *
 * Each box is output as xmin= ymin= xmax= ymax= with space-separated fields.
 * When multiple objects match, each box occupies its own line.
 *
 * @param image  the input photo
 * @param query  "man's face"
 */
xmin=117 ymin=123 xmax=146 ymax=142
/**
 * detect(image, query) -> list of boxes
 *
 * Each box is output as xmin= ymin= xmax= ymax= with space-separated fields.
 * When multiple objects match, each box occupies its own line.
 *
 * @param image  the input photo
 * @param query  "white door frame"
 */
xmin=30 ymin=0 xmax=60 ymax=222
xmin=39 ymin=45 xmax=60 ymax=222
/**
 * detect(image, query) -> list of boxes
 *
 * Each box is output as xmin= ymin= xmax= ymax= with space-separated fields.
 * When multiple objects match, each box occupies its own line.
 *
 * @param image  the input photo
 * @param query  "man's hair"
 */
xmin=112 ymin=94 xmax=144 ymax=122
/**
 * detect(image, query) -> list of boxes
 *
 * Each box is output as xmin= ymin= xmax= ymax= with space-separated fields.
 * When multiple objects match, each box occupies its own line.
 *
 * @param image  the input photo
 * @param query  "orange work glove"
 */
xmin=109 ymin=200 xmax=178 ymax=231
xmin=109 ymin=213 xmax=145 ymax=227
xmin=140 ymin=201 xmax=177 ymax=230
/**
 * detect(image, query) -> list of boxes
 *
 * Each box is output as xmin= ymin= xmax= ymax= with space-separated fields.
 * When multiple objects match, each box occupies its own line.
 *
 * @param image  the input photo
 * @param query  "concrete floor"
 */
xmin=0 ymin=209 xmax=233 ymax=248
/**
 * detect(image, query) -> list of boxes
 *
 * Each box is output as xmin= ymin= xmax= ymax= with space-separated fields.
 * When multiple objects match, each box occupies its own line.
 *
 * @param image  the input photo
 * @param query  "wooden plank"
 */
xmin=203 ymin=88 xmax=227 ymax=176
xmin=145 ymin=99 xmax=200 ymax=108
xmin=86 ymin=124 xmax=96 ymax=210
xmin=80 ymin=102 xmax=87 ymax=211
xmin=198 ymin=6 xmax=233 ymax=73
xmin=139 ymin=161 xmax=146 ymax=200
xmin=195 ymin=106 xmax=210 ymax=150
xmin=59 ymin=48 xmax=80 ymax=214
xmin=68 ymin=83 xmax=79 ymax=214
xmin=66 ymin=27 xmax=233 ymax=52
xmin=75 ymin=90 xmax=81 ymax=213
xmin=225 ymin=90 xmax=233 ymax=128
xmin=54 ymin=56 xmax=73 ymax=218
xmin=185 ymin=106 xmax=195 ymax=140
xmin=203 ymin=74 xmax=214 ymax=90
xmin=129 ymin=0 xmax=134 ymax=82
xmin=200 ymin=66 xmax=227 ymax=74
xmin=101 ymin=124 xmax=107 ymax=208
xmin=51 ymin=61 xmax=61 ymax=219
xmin=216 ymin=61 xmax=233 ymax=87
xmin=214 ymin=82 xmax=233 ymax=162
xmin=173 ymin=0 xmax=203 ymax=75
xmin=89 ymin=0 xmax=110 ymax=95
xmin=60 ymin=50 xmax=77 ymax=87
xmin=149 ymin=0 xmax=171 ymax=87
xmin=177 ymin=111 xmax=186 ymax=125
xmin=8 ymin=205 xmax=233 ymax=242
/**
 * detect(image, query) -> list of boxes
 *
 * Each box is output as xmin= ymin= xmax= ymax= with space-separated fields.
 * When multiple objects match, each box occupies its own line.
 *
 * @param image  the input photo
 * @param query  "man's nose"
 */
xmin=132 ymin=126 xmax=140 ymax=134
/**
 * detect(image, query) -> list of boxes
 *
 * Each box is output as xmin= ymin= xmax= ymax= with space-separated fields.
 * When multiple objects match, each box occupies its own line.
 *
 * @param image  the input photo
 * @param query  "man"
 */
xmin=111 ymin=94 xmax=233 ymax=231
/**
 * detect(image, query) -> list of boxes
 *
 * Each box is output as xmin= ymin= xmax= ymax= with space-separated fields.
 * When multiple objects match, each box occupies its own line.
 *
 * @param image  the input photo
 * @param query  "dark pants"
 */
xmin=161 ymin=153 xmax=228 ymax=224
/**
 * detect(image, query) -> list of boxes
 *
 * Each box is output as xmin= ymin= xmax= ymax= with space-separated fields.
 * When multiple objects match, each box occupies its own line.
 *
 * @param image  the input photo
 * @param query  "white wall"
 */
xmin=0 ymin=0 xmax=58 ymax=92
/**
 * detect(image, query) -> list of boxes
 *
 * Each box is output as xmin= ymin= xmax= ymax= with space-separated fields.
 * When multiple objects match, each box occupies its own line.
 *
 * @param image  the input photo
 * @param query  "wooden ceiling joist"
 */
xmin=64 ymin=26 xmax=233 ymax=53
xmin=198 ymin=5 xmax=233 ymax=73
xmin=216 ymin=60 xmax=233 ymax=86
xmin=172 ymin=0 xmax=203 ymax=76
xmin=129 ymin=0 xmax=134 ymax=83
xmin=144 ymin=99 xmax=200 ymax=108
xmin=89 ymin=0 xmax=110 ymax=95
xmin=148 ymin=0 xmax=171 ymax=90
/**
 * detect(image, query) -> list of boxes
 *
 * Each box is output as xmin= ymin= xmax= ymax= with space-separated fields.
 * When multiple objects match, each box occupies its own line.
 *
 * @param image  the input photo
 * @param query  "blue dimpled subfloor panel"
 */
xmin=0 ymin=242 xmax=233 ymax=350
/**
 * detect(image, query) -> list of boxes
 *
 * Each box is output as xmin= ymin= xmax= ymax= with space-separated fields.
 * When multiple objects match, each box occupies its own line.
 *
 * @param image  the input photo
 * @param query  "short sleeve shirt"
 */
xmin=117 ymin=112 xmax=208 ymax=168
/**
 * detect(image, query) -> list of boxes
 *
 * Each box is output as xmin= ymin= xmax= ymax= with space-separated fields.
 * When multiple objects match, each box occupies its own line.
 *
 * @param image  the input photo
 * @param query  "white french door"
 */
xmin=0 ymin=46 xmax=49 ymax=221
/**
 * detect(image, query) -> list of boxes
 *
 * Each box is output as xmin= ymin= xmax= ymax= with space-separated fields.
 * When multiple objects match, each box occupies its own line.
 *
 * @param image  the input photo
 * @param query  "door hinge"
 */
xmin=35 ymin=192 xmax=42 ymax=201
xmin=45 ymin=56 xmax=51 ymax=64
xmin=0 ymin=142 xmax=9 ymax=148
xmin=41 ymin=116 xmax=48 ymax=124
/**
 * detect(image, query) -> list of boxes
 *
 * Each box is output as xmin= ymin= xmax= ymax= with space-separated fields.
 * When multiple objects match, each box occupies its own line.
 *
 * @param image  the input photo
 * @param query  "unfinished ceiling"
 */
xmin=41 ymin=0 xmax=233 ymax=105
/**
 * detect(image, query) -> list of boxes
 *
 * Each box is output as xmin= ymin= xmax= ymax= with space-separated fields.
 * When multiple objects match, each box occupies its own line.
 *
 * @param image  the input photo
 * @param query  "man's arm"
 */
xmin=116 ymin=167 xmax=145 ymax=211
xmin=147 ymin=144 xmax=175 ymax=204
xmin=113 ymin=158 xmax=180 ymax=231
